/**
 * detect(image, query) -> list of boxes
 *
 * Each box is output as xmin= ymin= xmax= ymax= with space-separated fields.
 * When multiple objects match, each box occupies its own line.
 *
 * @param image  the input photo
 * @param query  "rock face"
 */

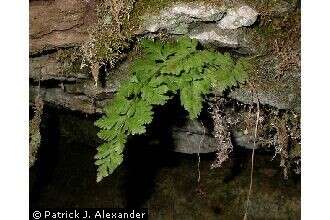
xmin=29 ymin=53 xmax=89 ymax=81
xmin=143 ymin=3 xmax=258 ymax=47
xmin=29 ymin=0 xmax=97 ymax=54
xmin=229 ymin=70 xmax=301 ymax=111
xmin=217 ymin=5 xmax=258 ymax=29
xmin=172 ymin=120 xmax=218 ymax=154
xmin=29 ymin=0 xmax=300 ymax=153
xmin=29 ymin=0 xmax=300 ymax=110
xmin=171 ymin=121 xmax=259 ymax=154
xmin=143 ymin=3 xmax=226 ymax=33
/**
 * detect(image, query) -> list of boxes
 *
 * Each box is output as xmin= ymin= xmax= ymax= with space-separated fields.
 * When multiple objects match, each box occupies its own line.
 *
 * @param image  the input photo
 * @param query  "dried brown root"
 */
xmin=273 ymin=116 xmax=290 ymax=179
xmin=210 ymin=97 xmax=233 ymax=169
xmin=271 ymin=113 xmax=301 ymax=179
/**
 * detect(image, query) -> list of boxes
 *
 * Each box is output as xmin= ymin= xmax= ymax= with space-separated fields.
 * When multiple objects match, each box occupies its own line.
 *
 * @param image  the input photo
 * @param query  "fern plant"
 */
xmin=94 ymin=37 xmax=249 ymax=182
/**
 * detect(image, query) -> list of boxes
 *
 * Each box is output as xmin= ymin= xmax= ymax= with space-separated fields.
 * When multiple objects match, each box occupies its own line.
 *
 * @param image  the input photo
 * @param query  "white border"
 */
xmin=0 ymin=0 xmax=29 ymax=219
xmin=1 ymin=0 xmax=330 ymax=218
xmin=302 ymin=0 xmax=330 ymax=219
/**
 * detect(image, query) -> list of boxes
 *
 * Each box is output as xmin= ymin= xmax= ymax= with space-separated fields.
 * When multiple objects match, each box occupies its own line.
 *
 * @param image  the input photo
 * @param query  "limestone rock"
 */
xmin=217 ymin=5 xmax=258 ymax=29
xmin=188 ymin=24 xmax=240 ymax=48
xmin=143 ymin=2 xmax=258 ymax=47
xmin=144 ymin=2 xmax=225 ymax=34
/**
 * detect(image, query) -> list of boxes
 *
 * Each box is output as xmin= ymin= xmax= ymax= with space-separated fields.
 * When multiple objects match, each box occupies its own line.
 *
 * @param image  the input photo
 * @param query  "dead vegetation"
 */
xmin=209 ymin=97 xmax=301 ymax=178
xmin=208 ymin=96 xmax=300 ymax=219
xmin=209 ymin=97 xmax=234 ymax=169
xmin=271 ymin=112 xmax=301 ymax=178
xmin=81 ymin=0 xmax=136 ymax=86
xmin=272 ymin=116 xmax=290 ymax=178
xmin=29 ymin=96 xmax=44 ymax=167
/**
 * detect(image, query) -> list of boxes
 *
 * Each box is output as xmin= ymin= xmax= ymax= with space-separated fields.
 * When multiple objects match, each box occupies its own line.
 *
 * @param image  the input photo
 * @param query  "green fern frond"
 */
xmin=180 ymin=83 xmax=203 ymax=119
xmin=125 ymin=100 xmax=154 ymax=135
xmin=94 ymin=36 xmax=250 ymax=181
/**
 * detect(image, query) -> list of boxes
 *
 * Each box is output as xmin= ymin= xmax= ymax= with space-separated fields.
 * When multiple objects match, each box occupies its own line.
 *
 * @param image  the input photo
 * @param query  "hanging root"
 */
xmin=271 ymin=112 xmax=301 ymax=179
xmin=196 ymin=121 xmax=206 ymax=198
xmin=243 ymin=98 xmax=260 ymax=220
xmin=210 ymin=97 xmax=233 ymax=169
xmin=197 ymin=121 xmax=206 ymax=183
xmin=272 ymin=116 xmax=290 ymax=179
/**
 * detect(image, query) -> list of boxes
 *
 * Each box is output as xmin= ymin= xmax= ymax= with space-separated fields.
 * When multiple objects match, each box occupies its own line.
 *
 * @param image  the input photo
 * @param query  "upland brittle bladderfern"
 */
xmin=94 ymin=37 xmax=249 ymax=182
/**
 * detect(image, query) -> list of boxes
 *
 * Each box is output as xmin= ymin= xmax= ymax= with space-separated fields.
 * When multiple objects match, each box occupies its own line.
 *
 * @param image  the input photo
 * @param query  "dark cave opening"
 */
xmin=30 ymin=99 xmax=300 ymax=217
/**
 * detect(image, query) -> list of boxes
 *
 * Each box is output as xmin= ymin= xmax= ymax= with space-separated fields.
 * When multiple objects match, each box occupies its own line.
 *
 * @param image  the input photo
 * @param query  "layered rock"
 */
xmin=29 ymin=0 xmax=301 ymax=154
xmin=29 ymin=0 xmax=97 ymax=54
